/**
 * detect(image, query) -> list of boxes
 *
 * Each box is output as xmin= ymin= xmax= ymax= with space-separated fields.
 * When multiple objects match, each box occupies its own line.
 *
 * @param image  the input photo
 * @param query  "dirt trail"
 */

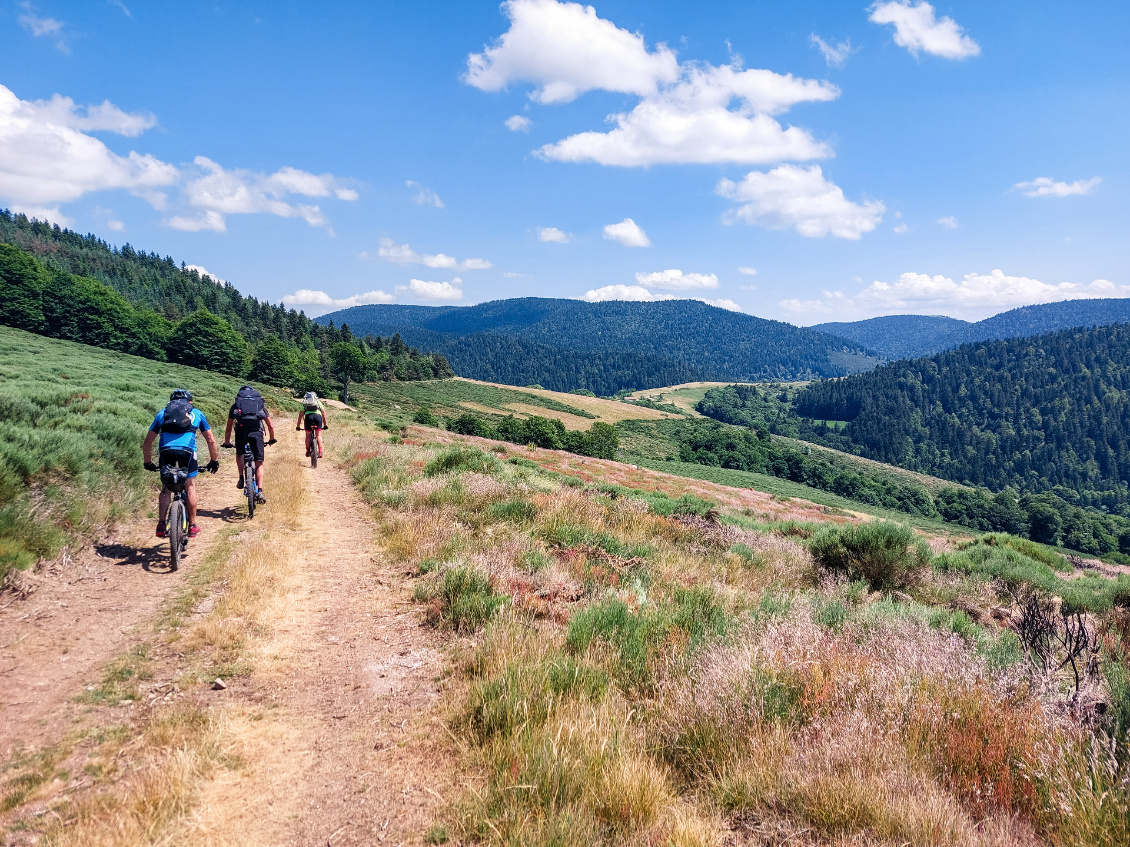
xmin=0 ymin=470 xmax=231 ymax=759
xmin=180 ymin=436 xmax=455 ymax=846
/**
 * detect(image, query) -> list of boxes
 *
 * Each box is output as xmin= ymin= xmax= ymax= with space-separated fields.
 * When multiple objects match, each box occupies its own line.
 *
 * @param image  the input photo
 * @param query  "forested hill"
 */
xmin=794 ymin=324 xmax=1130 ymax=512
xmin=813 ymin=298 xmax=1130 ymax=359
xmin=319 ymin=298 xmax=877 ymax=394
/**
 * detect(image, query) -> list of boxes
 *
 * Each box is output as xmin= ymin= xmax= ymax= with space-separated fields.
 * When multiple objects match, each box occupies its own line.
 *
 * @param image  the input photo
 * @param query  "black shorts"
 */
xmin=304 ymin=412 xmax=323 ymax=430
xmin=159 ymin=448 xmax=198 ymax=480
xmin=235 ymin=429 xmax=265 ymax=462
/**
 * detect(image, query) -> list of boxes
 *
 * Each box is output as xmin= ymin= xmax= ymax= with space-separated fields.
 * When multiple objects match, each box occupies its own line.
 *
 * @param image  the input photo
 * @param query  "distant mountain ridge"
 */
xmin=813 ymin=298 xmax=1130 ymax=359
xmin=317 ymin=298 xmax=878 ymax=394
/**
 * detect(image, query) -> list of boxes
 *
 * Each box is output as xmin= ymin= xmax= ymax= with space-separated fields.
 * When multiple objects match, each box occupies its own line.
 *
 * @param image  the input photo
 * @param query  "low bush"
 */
xmin=418 ymin=566 xmax=505 ymax=631
xmin=424 ymin=446 xmax=500 ymax=477
xmin=487 ymin=499 xmax=537 ymax=523
xmin=808 ymin=521 xmax=931 ymax=590
xmin=412 ymin=407 xmax=440 ymax=427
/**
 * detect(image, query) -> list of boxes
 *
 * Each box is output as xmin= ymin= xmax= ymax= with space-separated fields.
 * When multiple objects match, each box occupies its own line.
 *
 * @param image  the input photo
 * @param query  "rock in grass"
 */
xmin=212 ymin=678 xmax=227 ymax=690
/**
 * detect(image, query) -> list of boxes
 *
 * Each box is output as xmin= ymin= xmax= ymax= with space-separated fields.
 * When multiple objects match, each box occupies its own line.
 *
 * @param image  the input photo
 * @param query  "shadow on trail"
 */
xmin=197 ymin=505 xmax=246 ymax=524
xmin=95 ymin=542 xmax=171 ymax=574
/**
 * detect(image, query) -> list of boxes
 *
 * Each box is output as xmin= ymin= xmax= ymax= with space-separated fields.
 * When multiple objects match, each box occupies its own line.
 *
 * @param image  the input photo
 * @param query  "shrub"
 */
xmin=488 ymin=499 xmax=537 ymax=523
xmin=425 ymin=446 xmax=500 ymax=477
xmin=808 ymin=521 xmax=930 ymax=590
xmin=412 ymin=407 xmax=440 ymax=427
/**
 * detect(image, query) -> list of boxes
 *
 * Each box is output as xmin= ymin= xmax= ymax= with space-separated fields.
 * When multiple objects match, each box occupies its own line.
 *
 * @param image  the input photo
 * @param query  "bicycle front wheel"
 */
xmin=167 ymin=499 xmax=184 ymax=571
xmin=244 ymin=456 xmax=256 ymax=518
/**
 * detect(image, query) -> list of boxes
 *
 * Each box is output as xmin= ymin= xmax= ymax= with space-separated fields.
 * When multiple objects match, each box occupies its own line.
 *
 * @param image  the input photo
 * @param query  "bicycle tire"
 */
xmin=311 ymin=446 xmax=318 ymax=469
xmin=244 ymin=454 xmax=256 ymax=518
xmin=168 ymin=499 xmax=184 ymax=571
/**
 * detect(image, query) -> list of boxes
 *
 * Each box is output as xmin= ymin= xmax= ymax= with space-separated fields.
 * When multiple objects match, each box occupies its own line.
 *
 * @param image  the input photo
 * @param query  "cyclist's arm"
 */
xmin=223 ymin=416 xmax=235 ymax=443
xmin=202 ymin=428 xmax=220 ymax=462
xmin=142 ymin=430 xmax=158 ymax=464
xmin=295 ymin=410 xmax=303 ymax=429
xmin=320 ymin=403 xmax=328 ymax=426
xmin=264 ymin=412 xmax=276 ymax=440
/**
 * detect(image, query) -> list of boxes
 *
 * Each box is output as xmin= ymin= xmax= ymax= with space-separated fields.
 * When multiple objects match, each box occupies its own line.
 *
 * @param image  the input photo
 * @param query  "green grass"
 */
xmin=348 ymin=378 xmax=597 ymax=424
xmin=0 ymin=327 xmax=300 ymax=581
xmin=415 ymin=565 xmax=506 ymax=631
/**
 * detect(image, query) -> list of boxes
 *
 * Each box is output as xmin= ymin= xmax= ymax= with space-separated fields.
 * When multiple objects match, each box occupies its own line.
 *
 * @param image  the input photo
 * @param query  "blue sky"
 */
xmin=1 ymin=0 xmax=1126 ymax=323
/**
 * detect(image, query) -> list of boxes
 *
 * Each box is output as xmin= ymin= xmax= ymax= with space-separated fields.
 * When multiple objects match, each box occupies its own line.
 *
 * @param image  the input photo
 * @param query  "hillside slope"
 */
xmin=814 ymin=298 xmax=1130 ymax=359
xmin=319 ymin=298 xmax=877 ymax=393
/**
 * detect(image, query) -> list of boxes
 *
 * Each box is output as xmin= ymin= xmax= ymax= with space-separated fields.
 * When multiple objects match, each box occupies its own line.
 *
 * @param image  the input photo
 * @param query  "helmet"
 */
xmin=303 ymin=391 xmax=319 ymax=403
xmin=170 ymin=389 xmax=193 ymax=402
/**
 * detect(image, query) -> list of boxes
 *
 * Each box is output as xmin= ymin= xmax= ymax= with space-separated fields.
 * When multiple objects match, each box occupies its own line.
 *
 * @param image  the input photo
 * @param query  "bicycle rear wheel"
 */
xmin=167 ymin=499 xmax=184 ymax=571
xmin=244 ymin=455 xmax=256 ymax=518
xmin=311 ymin=440 xmax=318 ymax=468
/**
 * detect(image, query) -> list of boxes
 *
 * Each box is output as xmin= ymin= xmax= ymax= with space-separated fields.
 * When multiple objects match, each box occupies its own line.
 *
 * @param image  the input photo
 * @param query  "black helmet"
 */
xmin=170 ymin=389 xmax=193 ymax=402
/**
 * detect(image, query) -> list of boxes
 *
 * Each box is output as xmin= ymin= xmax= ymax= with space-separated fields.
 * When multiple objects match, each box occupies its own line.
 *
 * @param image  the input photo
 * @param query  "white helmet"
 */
xmin=303 ymin=391 xmax=319 ymax=404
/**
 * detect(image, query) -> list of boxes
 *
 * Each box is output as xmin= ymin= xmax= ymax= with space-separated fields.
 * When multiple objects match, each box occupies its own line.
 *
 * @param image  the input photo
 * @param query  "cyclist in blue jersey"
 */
xmin=142 ymin=389 xmax=220 ymax=539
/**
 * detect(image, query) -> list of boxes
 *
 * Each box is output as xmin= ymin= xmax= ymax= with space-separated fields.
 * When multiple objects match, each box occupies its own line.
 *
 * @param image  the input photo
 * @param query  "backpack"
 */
xmin=233 ymin=392 xmax=265 ymax=430
xmin=161 ymin=399 xmax=195 ymax=434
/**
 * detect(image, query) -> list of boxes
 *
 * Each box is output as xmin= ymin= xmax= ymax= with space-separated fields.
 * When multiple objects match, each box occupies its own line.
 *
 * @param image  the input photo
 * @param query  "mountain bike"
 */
xmin=153 ymin=459 xmax=191 ymax=571
xmin=221 ymin=441 xmax=265 ymax=518
xmin=299 ymin=423 xmax=324 ymax=468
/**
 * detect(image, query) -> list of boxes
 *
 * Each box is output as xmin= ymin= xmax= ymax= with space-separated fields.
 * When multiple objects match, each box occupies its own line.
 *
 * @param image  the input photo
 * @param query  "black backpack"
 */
xmin=161 ymin=399 xmax=194 ymax=434
xmin=233 ymin=390 xmax=265 ymax=430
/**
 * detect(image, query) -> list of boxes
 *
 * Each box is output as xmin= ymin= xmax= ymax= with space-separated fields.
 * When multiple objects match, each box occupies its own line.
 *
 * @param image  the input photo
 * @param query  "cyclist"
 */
xmin=296 ymin=391 xmax=329 ymax=458
xmin=142 ymin=389 xmax=219 ymax=538
xmin=221 ymin=385 xmax=276 ymax=503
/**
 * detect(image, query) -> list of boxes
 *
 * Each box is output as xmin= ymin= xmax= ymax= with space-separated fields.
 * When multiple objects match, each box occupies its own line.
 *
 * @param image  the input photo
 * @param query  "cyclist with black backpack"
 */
xmin=141 ymin=389 xmax=220 ymax=538
xmin=221 ymin=385 xmax=276 ymax=503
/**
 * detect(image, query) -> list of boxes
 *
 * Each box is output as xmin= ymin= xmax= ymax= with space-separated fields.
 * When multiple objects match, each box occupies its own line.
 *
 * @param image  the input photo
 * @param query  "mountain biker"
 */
xmin=221 ymin=385 xmax=276 ymax=503
xmin=142 ymin=389 xmax=219 ymax=538
xmin=296 ymin=391 xmax=329 ymax=458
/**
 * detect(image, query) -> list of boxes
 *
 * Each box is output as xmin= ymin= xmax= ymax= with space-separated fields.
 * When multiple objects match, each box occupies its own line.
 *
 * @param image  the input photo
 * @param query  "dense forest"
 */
xmin=320 ymin=298 xmax=877 ymax=393
xmin=814 ymin=298 xmax=1130 ymax=359
xmin=0 ymin=211 xmax=452 ymax=392
xmin=432 ymin=410 xmax=619 ymax=461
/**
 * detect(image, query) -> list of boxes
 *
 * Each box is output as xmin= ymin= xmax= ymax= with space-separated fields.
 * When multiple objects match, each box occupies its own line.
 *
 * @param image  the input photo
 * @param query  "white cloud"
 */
xmin=869 ymin=1 xmax=980 ymax=60
xmin=109 ymin=0 xmax=131 ymax=17
xmin=583 ymin=284 xmax=673 ymax=303
xmin=1014 ymin=176 xmax=1101 ymax=198
xmin=603 ymin=217 xmax=650 ymax=247
xmin=469 ymin=1 xmax=838 ymax=167
xmin=375 ymin=238 xmax=491 ymax=270
xmin=717 ymin=164 xmax=884 ymax=240
xmin=738 ymin=266 xmax=758 ymax=276
xmin=893 ymin=223 xmax=908 ymax=233
xmin=937 ymin=215 xmax=959 ymax=229
xmin=810 ymin=34 xmax=852 ymax=67
xmin=634 ymin=269 xmax=718 ymax=290
xmin=396 ymin=279 xmax=464 ymax=301
xmin=19 ymin=2 xmax=61 ymax=35
xmin=0 ymin=83 xmax=177 ymax=219
xmin=107 ymin=218 xmax=124 ymax=231
xmin=503 ymin=271 xmax=528 ymax=278
xmin=406 ymin=180 xmax=444 ymax=208
xmin=703 ymin=298 xmax=743 ymax=312
xmin=505 ymin=114 xmax=532 ymax=132
xmin=780 ymin=270 xmax=1130 ymax=322
xmin=537 ymin=62 xmax=837 ymax=166
xmin=184 ymin=264 xmax=226 ymax=284
xmin=465 ymin=0 xmax=679 ymax=104
xmin=166 ymin=211 xmax=226 ymax=232
xmin=281 ymin=288 xmax=395 ymax=315
xmin=537 ymin=226 xmax=571 ymax=243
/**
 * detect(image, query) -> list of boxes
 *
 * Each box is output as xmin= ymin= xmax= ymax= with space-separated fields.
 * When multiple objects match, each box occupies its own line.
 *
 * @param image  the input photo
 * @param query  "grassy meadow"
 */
xmin=0 ymin=327 xmax=297 ymax=580
xmin=341 ymin=426 xmax=1130 ymax=846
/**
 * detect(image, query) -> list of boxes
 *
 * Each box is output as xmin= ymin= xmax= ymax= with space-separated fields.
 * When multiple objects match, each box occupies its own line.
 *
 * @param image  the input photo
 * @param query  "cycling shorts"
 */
xmin=304 ymin=411 xmax=324 ymax=430
xmin=235 ymin=429 xmax=265 ymax=462
xmin=159 ymin=448 xmax=199 ymax=480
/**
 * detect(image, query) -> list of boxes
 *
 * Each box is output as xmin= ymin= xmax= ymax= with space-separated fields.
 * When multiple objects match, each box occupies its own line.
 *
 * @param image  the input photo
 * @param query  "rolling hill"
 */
xmin=318 ymin=298 xmax=877 ymax=394
xmin=813 ymin=298 xmax=1130 ymax=359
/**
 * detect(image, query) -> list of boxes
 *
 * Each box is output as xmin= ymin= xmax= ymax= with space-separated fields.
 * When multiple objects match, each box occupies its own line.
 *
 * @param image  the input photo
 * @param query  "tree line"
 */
xmin=0 ymin=219 xmax=452 ymax=394
xmin=437 ymin=410 xmax=619 ymax=461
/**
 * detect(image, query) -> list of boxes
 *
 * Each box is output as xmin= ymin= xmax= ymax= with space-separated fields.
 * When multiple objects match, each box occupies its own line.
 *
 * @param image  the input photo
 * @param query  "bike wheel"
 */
xmin=311 ymin=442 xmax=318 ymax=469
xmin=168 ymin=499 xmax=184 ymax=571
xmin=244 ymin=456 xmax=256 ymax=518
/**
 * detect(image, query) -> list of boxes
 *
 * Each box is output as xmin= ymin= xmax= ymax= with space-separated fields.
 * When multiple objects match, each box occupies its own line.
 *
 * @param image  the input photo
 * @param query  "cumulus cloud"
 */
xmin=1014 ymin=176 xmax=1101 ymax=198
xmin=780 ymin=270 xmax=1130 ymax=322
xmin=937 ymin=215 xmax=958 ymax=229
xmin=810 ymin=34 xmax=853 ymax=67
xmin=375 ymin=238 xmax=491 ymax=270
xmin=470 ymin=0 xmax=837 ymax=167
xmin=869 ymin=1 xmax=980 ymax=60
xmin=738 ymin=266 xmax=757 ymax=276
xmin=634 ymin=269 xmax=718 ymax=290
xmin=280 ymin=288 xmax=395 ymax=315
xmin=894 ymin=223 xmax=908 ymax=233
xmin=505 ymin=114 xmax=532 ymax=131
xmin=703 ymin=298 xmax=743 ymax=312
xmin=583 ymin=284 xmax=673 ymax=303
xmin=603 ymin=218 xmax=650 ymax=247
xmin=184 ymin=264 xmax=226 ymax=284
xmin=176 ymin=156 xmax=355 ymax=231
xmin=107 ymin=218 xmax=124 ymax=231
xmin=0 ymin=83 xmax=177 ymax=220
xmin=537 ymin=226 xmax=571 ymax=243
xmin=717 ymin=164 xmax=884 ymax=239
xmin=406 ymin=180 xmax=444 ymax=208
xmin=465 ymin=0 xmax=679 ymax=104
xmin=396 ymin=278 xmax=464 ymax=301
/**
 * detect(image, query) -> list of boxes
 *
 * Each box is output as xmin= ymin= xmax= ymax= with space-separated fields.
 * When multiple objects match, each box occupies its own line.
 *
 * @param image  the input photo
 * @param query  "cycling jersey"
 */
xmin=149 ymin=407 xmax=211 ymax=456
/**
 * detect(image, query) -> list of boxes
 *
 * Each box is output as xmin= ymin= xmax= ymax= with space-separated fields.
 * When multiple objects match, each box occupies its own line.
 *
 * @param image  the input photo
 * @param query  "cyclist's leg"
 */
xmin=158 ymin=486 xmax=171 ymax=522
xmin=316 ymin=427 xmax=324 ymax=455
xmin=234 ymin=432 xmax=248 ymax=483
xmin=185 ymin=477 xmax=197 ymax=524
